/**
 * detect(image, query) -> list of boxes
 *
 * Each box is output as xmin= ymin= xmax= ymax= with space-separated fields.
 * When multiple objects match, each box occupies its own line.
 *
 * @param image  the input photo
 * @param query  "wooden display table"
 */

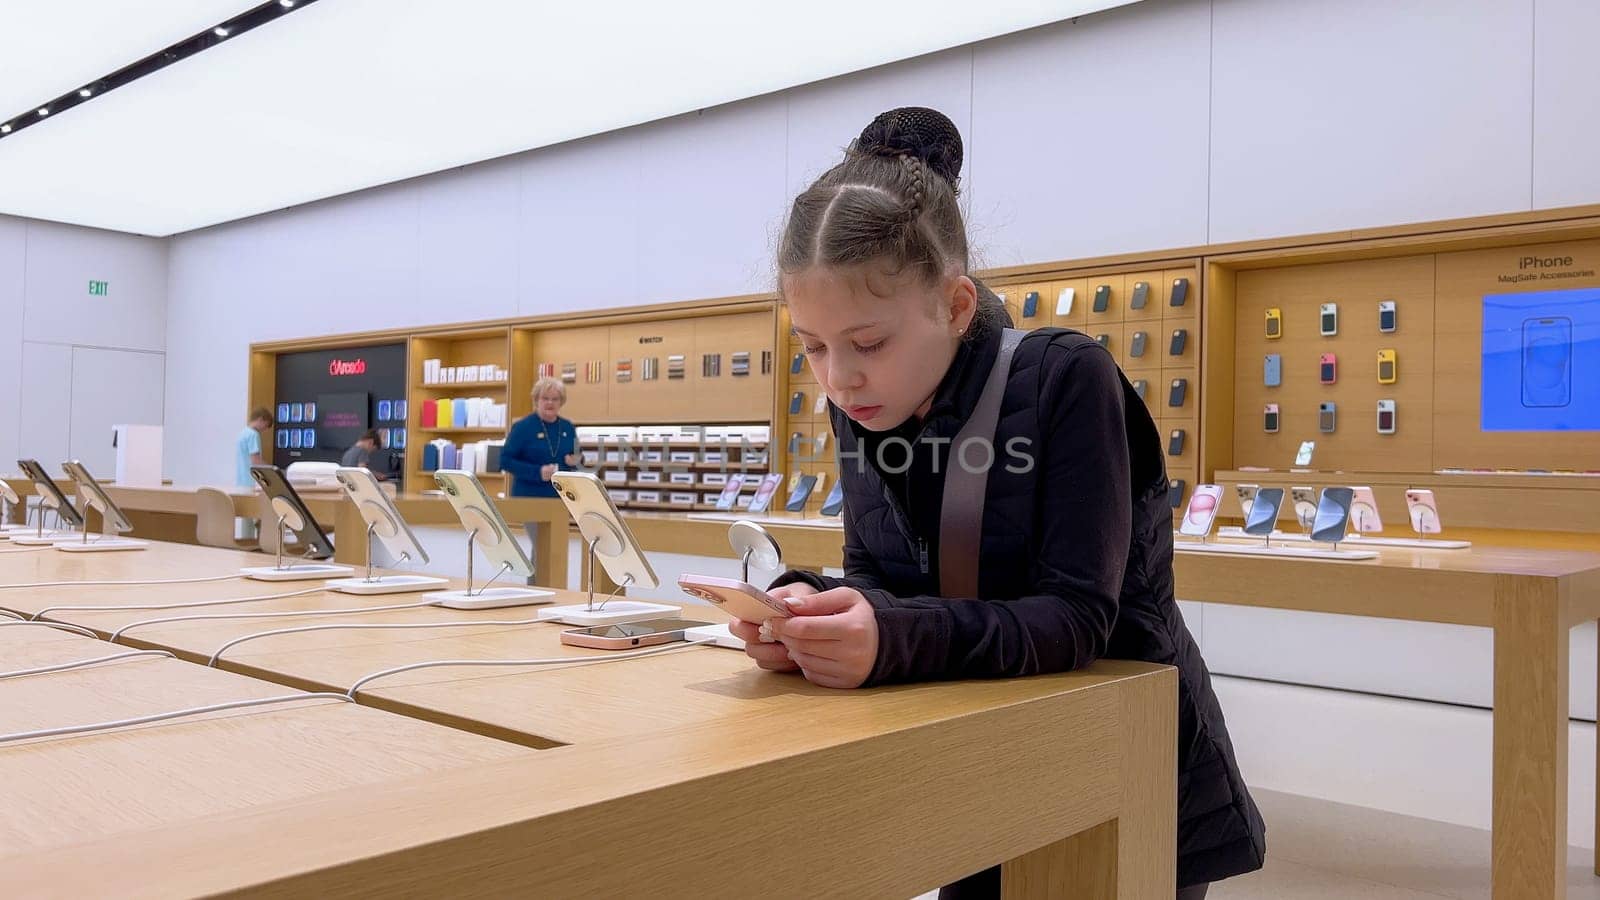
xmin=1171 ymin=542 xmax=1600 ymax=898
xmin=1 ymin=540 xmax=1177 ymax=897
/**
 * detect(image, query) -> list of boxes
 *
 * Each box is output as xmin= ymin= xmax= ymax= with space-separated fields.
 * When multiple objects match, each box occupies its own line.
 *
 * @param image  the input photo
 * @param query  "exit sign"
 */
xmin=88 ymin=280 xmax=109 ymax=296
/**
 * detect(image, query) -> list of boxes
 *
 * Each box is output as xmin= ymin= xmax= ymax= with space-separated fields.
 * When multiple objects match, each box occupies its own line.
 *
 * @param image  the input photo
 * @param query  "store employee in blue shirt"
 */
xmin=501 ymin=377 xmax=577 ymax=498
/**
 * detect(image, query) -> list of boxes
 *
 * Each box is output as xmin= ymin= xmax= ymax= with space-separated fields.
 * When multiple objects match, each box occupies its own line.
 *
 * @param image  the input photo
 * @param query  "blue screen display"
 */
xmin=1481 ymin=288 xmax=1600 ymax=431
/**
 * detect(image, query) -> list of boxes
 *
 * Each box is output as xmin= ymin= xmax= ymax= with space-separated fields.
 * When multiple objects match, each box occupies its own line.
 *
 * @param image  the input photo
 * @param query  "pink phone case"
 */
xmin=677 ymin=574 xmax=792 ymax=622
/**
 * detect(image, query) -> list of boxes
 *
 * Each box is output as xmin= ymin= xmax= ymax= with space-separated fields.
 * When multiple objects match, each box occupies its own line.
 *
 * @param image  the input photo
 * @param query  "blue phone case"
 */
xmin=1022 ymin=291 xmax=1039 ymax=318
xmin=1264 ymin=354 xmax=1281 ymax=386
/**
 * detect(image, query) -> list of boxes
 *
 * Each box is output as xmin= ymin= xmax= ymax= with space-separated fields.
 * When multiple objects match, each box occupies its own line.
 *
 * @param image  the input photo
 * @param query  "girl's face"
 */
xmin=536 ymin=390 xmax=563 ymax=420
xmin=783 ymin=265 xmax=976 ymax=431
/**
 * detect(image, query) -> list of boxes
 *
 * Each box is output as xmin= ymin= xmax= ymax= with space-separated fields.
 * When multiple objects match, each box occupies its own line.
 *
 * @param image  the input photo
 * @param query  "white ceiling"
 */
xmin=0 ymin=0 xmax=1139 ymax=237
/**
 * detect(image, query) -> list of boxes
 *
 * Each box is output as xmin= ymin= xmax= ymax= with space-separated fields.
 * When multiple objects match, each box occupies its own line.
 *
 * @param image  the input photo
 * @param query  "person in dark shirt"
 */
xmin=339 ymin=429 xmax=384 ymax=477
xmin=726 ymin=107 xmax=1264 ymax=898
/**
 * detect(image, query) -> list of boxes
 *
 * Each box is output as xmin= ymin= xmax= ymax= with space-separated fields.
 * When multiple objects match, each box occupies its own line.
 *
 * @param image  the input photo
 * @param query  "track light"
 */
xmin=78 ymin=88 xmax=92 ymax=98
xmin=37 ymin=108 xmax=48 ymax=117
xmin=279 ymin=0 xmax=295 ymax=6
xmin=0 ymin=124 xmax=10 ymax=134
xmin=214 ymin=26 xmax=230 ymax=37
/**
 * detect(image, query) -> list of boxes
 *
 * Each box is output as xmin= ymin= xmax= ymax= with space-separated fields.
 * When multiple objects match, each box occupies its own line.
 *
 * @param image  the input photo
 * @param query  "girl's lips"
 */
xmin=845 ymin=405 xmax=882 ymax=420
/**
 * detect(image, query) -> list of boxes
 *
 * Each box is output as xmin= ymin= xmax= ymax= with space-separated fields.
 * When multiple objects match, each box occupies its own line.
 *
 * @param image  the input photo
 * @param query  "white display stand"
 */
xmin=426 ymin=586 xmax=557 ymax=609
xmin=327 ymin=574 xmax=452 ymax=595
xmin=112 ymin=424 xmax=164 ymax=488
xmin=536 ymin=600 xmax=680 ymax=626
xmin=1175 ymin=541 xmax=1378 ymax=561
xmin=242 ymin=563 xmax=354 ymax=581
xmin=687 ymin=512 xmax=842 ymax=530
xmin=1214 ymin=526 xmax=1469 ymax=550
xmin=56 ymin=537 xmax=148 ymax=553
xmin=684 ymin=622 xmax=744 ymax=649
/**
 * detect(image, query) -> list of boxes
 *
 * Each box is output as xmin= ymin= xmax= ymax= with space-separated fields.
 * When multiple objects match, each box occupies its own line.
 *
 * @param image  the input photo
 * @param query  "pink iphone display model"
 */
xmin=1405 ymin=489 xmax=1442 ymax=534
xmin=678 ymin=574 xmax=793 ymax=623
xmin=1179 ymin=484 xmax=1222 ymax=537
xmin=1349 ymin=486 xmax=1383 ymax=533
xmin=559 ymin=618 xmax=713 ymax=650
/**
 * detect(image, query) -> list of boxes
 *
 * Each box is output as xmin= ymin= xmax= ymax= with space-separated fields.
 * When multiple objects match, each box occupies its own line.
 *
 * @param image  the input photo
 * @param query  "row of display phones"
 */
xmin=1131 ymin=378 xmax=1189 ymax=407
xmin=1263 ymin=350 xmax=1397 ymax=386
xmin=1263 ymin=400 xmax=1396 ymax=434
xmin=1003 ymin=277 xmax=1192 ymax=319
xmin=1179 ymin=483 xmax=1442 ymax=540
xmin=1264 ymin=301 xmax=1397 ymax=338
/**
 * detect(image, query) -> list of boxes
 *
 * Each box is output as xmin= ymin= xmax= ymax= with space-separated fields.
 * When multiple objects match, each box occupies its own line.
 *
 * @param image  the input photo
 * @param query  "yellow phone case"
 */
xmin=1265 ymin=307 xmax=1282 ymax=339
xmin=1377 ymin=348 xmax=1397 ymax=384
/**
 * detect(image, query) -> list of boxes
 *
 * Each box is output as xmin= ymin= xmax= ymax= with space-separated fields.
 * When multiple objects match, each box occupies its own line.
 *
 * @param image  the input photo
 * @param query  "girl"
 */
xmin=727 ymin=107 xmax=1265 ymax=897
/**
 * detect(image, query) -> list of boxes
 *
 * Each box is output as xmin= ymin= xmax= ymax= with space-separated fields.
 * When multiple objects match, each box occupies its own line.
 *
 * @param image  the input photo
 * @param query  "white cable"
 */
xmin=35 ymin=585 xmax=328 ymax=621
xmin=0 ymin=609 xmax=23 ymax=620
xmin=0 ymin=650 xmax=174 ymax=680
xmin=208 ymin=616 xmax=548 ymax=666
xmin=0 ymin=573 xmax=243 ymax=591
xmin=0 ymin=620 xmax=100 ymax=639
xmin=0 ymin=693 xmax=352 ymax=745
xmin=0 ymin=545 xmax=50 ymax=554
xmin=112 ymin=598 xmax=437 ymax=642
xmin=346 ymin=639 xmax=715 ymax=699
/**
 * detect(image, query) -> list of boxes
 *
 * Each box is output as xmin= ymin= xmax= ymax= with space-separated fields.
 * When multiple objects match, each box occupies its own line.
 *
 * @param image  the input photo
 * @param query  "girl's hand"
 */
xmin=767 ymin=587 xmax=878 ymax=689
xmin=728 ymin=582 xmax=821 ymax=674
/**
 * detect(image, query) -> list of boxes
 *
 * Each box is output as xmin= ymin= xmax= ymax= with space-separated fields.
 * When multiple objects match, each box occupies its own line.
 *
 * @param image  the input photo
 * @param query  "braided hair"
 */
xmin=778 ymin=106 xmax=1009 ymax=338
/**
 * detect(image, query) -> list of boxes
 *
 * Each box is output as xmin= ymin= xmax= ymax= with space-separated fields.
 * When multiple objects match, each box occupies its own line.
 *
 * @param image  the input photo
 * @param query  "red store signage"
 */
xmin=329 ymin=358 xmax=367 ymax=376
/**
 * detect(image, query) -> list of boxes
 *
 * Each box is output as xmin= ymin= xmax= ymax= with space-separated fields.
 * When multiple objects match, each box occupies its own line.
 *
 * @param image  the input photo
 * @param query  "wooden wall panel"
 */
xmin=690 ymin=310 xmax=775 ymax=422
xmin=606 ymin=319 xmax=695 ymax=422
xmin=1231 ymin=256 xmax=1435 ymax=472
xmin=1433 ymin=237 xmax=1600 ymax=471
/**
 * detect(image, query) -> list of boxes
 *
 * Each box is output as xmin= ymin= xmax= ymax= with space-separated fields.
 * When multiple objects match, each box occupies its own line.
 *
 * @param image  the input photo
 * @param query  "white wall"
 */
xmin=0 ymin=215 xmax=167 ymax=479
xmin=156 ymin=0 xmax=1600 ymax=713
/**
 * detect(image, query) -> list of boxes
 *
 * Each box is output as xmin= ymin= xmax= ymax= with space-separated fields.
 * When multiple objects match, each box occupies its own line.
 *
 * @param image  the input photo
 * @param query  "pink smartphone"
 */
xmin=1405 ymin=489 xmax=1441 ymax=534
xmin=559 ymin=617 xmax=713 ymax=650
xmin=1179 ymin=484 xmax=1222 ymax=537
xmin=1349 ymin=486 xmax=1383 ymax=533
xmin=678 ymin=574 xmax=792 ymax=622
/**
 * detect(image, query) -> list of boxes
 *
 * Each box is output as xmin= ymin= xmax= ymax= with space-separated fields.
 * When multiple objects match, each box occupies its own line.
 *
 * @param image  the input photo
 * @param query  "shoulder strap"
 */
xmin=938 ymin=328 xmax=1025 ymax=598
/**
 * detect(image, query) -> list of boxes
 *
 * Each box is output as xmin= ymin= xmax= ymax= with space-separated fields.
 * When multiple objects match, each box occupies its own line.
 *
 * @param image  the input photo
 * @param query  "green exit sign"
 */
xmin=88 ymin=280 xmax=109 ymax=296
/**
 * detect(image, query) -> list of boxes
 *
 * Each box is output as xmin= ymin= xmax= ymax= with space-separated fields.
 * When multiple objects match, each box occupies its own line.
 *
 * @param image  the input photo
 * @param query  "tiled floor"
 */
xmin=1213 ymin=788 xmax=1600 ymax=899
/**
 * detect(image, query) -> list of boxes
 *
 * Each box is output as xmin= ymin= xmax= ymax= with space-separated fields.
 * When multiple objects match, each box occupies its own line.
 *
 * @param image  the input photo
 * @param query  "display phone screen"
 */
xmin=1521 ymin=316 xmax=1573 ymax=407
xmin=1244 ymin=488 xmax=1284 ymax=534
xmin=1264 ymin=406 xmax=1279 ymax=432
xmin=1312 ymin=488 xmax=1354 ymax=542
xmin=1320 ymin=304 xmax=1338 ymax=335
xmin=574 ymin=618 xmax=710 ymax=638
xmin=1378 ymin=403 xmax=1395 ymax=433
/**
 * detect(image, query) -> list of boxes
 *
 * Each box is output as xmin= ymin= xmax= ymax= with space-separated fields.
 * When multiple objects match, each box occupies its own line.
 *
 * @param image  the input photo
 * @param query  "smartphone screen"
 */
xmin=1244 ymin=488 xmax=1284 ymax=535
xmin=1521 ymin=317 xmax=1572 ymax=407
xmin=1312 ymin=487 xmax=1354 ymax=542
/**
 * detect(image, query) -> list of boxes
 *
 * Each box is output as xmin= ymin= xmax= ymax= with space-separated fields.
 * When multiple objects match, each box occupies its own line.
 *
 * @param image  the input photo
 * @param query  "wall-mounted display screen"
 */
xmin=1482 ymin=288 xmax=1600 ymax=431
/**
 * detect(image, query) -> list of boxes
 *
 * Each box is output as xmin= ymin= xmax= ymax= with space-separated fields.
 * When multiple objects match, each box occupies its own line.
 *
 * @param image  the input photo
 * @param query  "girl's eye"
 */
xmin=853 ymin=339 xmax=887 ymax=355
xmin=802 ymin=344 xmax=825 ymax=355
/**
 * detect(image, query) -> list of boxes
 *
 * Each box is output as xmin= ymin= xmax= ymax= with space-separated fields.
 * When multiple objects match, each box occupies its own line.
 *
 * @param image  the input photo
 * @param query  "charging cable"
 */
xmin=0 ymin=693 xmax=352 ymax=745
xmin=345 ymin=639 xmax=716 ymax=699
xmin=0 ymin=620 xmax=100 ymax=639
xmin=0 ymin=545 xmax=50 ymax=554
xmin=0 ymin=573 xmax=244 ymax=591
xmin=111 ymin=598 xmax=440 ymax=643
xmin=34 ymin=585 xmax=328 ymax=621
xmin=0 ymin=650 xmax=175 ymax=680
xmin=206 ymin=616 xmax=549 ymax=666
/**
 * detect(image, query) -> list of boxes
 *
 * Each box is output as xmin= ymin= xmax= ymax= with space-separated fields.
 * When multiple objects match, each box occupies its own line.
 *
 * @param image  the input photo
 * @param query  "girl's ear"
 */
xmin=946 ymin=275 xmax=978 ymax=335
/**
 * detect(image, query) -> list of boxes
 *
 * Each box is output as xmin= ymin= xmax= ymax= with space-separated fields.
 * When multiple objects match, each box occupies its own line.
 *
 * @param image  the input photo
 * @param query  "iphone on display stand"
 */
xmin=1377 ymin=349 xmax=1397 ymax=384
xmin=1264 ymin=354 xmax=1282 ymax=387
xmin=1056 ymin=287 xmax=1075 ymax=316
xmin=1405 ymin=489 xmax=1442 ymax=535
xmin=1179 ymin=484 xmax=1223 ymax=540
xmin=1265 ymin=307 xmax=1282 ymax=339
xmin=1294 ymin=441 xmax=1315 ymax=468
xmin=241 ymin=465 xmax=354 ymax=581
xmin=323 ymin=467 xmax=450 ymax=594
xmin=544 ymin=470 xmax=679 ymax=625
xmin=1290 ymin=486 xmax=1318 ymax=533
xmin=1319 ymin=402 xmax=1337 ymax=433
xmin=1243 ymin=488 xmax=1285 ymax=543
xmin=1130 ymin=281 xmax=1150 ymax=309
xmin=1348 ymin=486 xmax=1383 ymax=534
xmin=1170 ymin=277 xmax=1189 ymax=307
xmin=57 ymin=460 xmax=147 ymax=552
xmin=1235 ymin=484 xmax=1259 ymax=519
xmin=1311 ymin=487 xmax=1354 ymax=546
xmin=1319 ymin=353 xmax=1337 ymax=385
xmin=1263 ymin=403 xmax=1279 ymax=433
xmin=428 ymin=469 xmax=558 ymax=609
xmin=13 ymin=459 xmax=86 ymax=544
